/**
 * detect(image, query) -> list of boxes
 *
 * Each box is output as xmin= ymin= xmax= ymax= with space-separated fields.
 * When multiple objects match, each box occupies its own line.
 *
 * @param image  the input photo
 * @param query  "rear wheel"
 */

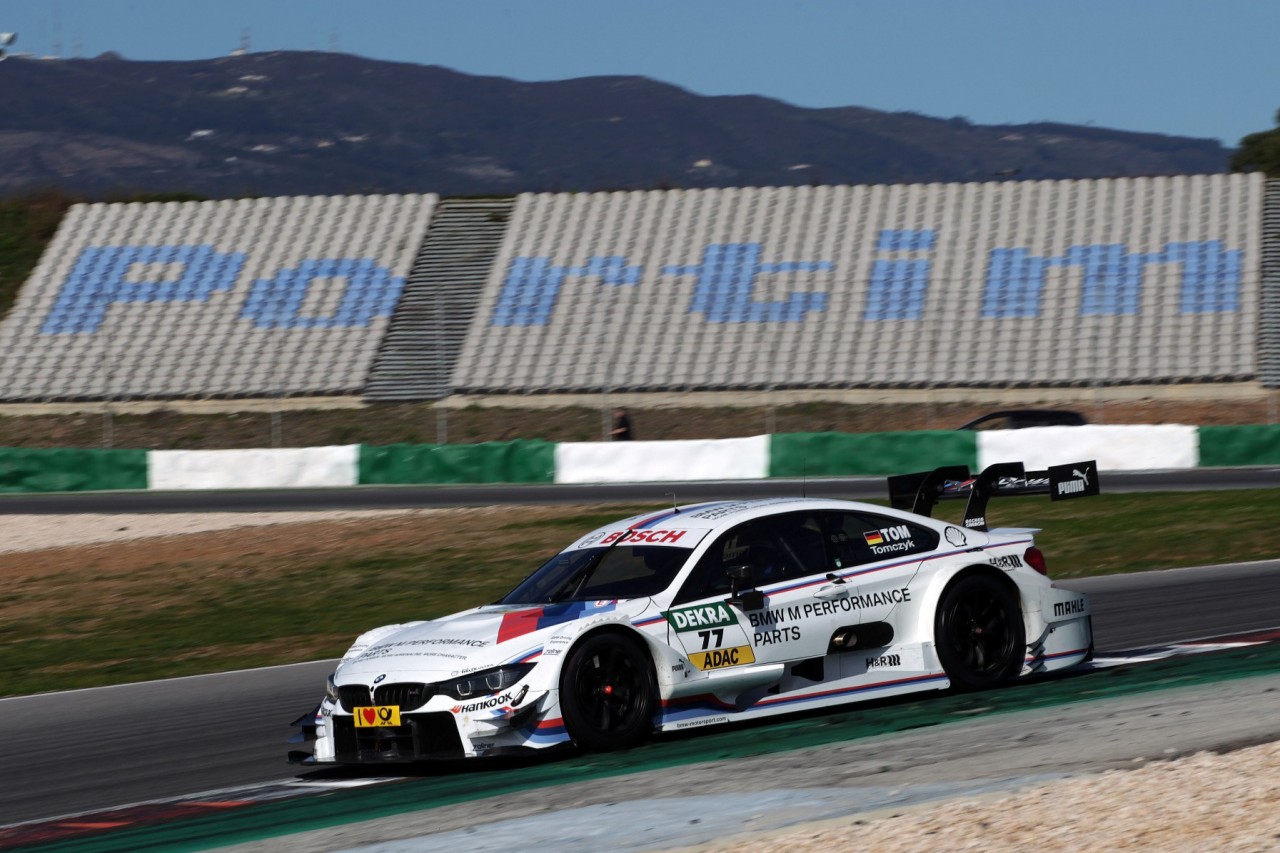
xmin=934 ymin=574 xmax=1025 ymax=690
xmin=559 ymin=632 xmax=656 ymax=751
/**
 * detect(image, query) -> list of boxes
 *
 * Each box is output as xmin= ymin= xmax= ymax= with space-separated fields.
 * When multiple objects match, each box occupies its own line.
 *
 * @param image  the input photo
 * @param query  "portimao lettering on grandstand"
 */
xmin=41 ymin=245 xmax=405 ymax=335
xmin=492 ymin=233 xmax=1244 ymax=329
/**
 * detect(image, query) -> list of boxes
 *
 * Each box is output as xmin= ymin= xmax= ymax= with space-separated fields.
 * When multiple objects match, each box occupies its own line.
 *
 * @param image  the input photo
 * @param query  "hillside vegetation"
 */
xmin=0 ymin=189 xmax=208 ymax=321
xmin=0 ymin=51 xmax=1231 ymax=199
xmin=0 ymin=190 xmax=73 ymax=319
xmin=2 ymin=489 xmax=1277 ymax=695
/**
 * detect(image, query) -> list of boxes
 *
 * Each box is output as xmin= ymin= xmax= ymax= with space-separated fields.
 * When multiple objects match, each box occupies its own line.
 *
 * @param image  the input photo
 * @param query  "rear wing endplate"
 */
xmin=887 ymin=460 xmax=1100 ymax=531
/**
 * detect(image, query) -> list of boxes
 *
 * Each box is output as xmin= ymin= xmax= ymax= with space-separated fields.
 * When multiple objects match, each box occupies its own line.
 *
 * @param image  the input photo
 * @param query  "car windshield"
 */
xmin=498 ymin=545 xmax=690 ymax=604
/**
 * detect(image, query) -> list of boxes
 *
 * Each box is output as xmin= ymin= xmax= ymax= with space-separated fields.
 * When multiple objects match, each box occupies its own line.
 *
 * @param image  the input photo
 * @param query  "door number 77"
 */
xmin=697 ymin=629 xmax=724 ymax=649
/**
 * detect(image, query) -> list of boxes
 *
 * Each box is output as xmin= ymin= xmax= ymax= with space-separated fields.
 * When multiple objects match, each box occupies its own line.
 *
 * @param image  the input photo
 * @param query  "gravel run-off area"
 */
xmin=684 ymin=740 xmax=1280 ymax=853
xmin=0 ymin=509 xmax=430 ymax=554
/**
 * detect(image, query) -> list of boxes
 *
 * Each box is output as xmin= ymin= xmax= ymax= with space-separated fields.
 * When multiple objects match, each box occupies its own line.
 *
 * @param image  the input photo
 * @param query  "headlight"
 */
xmin=438 ymin=663 xmax=535 ymax=700
xmin=325 ymin=672 xmax=339 ymax=704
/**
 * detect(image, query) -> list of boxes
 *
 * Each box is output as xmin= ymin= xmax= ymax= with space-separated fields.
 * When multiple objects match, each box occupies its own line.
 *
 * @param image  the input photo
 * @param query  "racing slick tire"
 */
xmin=934 ymin=573 xmax=1026 ymax=691
xmin=559 ymin=631 xmax=657 ymax=751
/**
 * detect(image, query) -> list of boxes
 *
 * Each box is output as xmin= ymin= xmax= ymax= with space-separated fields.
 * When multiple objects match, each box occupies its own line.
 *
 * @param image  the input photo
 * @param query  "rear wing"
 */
xmin=887 ymin=460 xmax=1100 ymax=531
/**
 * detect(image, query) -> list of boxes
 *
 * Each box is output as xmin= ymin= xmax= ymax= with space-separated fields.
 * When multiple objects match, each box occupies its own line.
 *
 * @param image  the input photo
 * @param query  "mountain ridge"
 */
xmin=0 ymin=50 xmax=1231 ymax=198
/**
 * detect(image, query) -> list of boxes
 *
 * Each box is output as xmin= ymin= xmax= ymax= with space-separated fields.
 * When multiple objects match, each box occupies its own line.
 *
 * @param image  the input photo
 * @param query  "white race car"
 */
xmin=289 ymin=460 xmax=1099 ymax=763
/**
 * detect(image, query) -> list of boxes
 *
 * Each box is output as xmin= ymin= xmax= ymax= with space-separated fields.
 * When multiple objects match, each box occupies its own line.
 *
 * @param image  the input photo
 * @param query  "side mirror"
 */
xmin=726 ymin=564 xmax=764 ymax=611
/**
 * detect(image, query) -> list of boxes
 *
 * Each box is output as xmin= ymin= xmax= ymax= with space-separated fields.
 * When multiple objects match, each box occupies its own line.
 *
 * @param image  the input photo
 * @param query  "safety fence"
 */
xmin=0 ymin=425 xmax=1276 ymax=494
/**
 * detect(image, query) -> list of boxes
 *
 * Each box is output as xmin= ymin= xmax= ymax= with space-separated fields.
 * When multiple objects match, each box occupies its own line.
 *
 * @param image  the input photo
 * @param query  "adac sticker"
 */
xmin=689 ymin=645 xmax=755 ymax=671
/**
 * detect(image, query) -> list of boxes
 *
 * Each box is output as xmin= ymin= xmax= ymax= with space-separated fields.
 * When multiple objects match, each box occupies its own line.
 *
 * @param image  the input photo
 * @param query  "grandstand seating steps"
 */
xmin=1261 ymin=181 xmax=1280 ymax=389
xmin=363 ymin=199 xmax=516 ymax=402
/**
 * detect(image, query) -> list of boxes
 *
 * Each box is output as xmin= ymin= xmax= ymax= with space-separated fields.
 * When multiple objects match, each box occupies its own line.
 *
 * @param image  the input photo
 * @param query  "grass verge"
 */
xmin=0 ymin=490 xmax=1276 ymax=697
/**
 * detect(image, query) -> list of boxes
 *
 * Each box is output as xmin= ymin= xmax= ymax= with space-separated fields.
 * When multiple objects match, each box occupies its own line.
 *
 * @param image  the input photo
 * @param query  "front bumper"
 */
xmin=323 ymin=711 xmax=465 ymax=762
xmin=289 ymin=688 xmax=565 ymax=764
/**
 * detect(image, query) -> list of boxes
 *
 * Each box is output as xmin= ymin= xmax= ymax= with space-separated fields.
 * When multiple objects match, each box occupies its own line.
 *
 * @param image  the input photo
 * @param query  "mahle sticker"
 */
xmin=665 ymin=602 xmax=737 ymax=633
xmin=689 ymin=645 xmax=756 ymax=671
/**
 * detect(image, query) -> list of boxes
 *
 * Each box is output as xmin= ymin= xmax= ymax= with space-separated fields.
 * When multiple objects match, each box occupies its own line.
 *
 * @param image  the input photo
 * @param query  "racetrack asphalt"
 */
xmin=230 ymin=669 xmax=1280 ymax=853
xmin=0 ymin=468 xmax=1276 ymax=515
xmin=1 ymin=559 xmax=1276 ymax=829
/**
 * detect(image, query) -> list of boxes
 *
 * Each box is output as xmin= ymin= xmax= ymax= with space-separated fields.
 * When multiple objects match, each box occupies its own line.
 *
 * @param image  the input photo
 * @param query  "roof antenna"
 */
xmin=665 ymin=491 xmax=679 ymax=512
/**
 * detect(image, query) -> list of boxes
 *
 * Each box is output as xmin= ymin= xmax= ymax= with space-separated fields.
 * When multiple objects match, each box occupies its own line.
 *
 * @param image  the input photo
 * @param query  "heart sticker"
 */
xmin=362 ymin=708 xmax=376 ymax=725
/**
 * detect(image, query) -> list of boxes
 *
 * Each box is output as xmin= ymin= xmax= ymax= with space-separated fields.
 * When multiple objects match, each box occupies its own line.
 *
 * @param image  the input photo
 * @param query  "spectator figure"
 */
xmin=610 ymin=407 xmax=633 ymax=441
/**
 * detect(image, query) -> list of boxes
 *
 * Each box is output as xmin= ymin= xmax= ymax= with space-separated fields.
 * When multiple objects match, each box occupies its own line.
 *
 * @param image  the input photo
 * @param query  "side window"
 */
xmin=823 ymin=512 xmax=940 ymax=568
xmin=769 ymin=512 xmax=829 ymax=579
xmin=675 ymin=512 xmax=828 ymax=603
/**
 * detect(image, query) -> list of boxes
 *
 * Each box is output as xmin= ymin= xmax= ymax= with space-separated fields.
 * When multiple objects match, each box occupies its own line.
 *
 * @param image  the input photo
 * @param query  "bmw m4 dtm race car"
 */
xmin=289 ymin=460 xmax=1099 ymax=764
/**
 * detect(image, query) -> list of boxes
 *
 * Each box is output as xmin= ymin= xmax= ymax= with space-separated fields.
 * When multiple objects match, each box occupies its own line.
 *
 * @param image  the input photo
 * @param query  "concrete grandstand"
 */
xmin=0 ymin=174 xmax=1275 ymax=404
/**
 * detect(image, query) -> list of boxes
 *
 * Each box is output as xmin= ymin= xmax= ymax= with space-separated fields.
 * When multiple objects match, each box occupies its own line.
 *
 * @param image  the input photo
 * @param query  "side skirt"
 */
xmin=656 ymin=666 xmax=950 ymax=731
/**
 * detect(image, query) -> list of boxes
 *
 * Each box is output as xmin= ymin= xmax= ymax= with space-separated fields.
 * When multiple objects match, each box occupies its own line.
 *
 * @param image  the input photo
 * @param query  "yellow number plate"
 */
xmin=689 ymin=645 xmax=756 ymax=671
xmin=353 ymin=705 xmax=401 ymax=727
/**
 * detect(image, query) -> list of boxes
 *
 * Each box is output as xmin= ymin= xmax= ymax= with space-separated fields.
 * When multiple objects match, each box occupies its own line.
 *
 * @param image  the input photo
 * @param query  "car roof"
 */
xmin=565 ymin=497 xmax=929 ymax=550
xmin=957 ymin=409 xmax=1088 ymax=429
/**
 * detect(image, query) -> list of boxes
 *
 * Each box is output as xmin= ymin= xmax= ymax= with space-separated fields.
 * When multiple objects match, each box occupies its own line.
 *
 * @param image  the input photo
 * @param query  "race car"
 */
xmin=289 ymin=460 xmax=1099 ymax=764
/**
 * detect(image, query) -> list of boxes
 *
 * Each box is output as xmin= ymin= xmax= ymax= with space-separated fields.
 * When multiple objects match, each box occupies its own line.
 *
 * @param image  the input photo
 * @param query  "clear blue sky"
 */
xmin=4 ymin=0 xmax=1275 ymax=145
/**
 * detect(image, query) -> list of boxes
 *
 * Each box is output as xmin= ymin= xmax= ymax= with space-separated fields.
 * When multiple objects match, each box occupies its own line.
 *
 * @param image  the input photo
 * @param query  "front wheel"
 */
xmin=934 ymin=574 xmax=1025 ymax=691
xmin=559 ymin=632 xmax=656 ymax=751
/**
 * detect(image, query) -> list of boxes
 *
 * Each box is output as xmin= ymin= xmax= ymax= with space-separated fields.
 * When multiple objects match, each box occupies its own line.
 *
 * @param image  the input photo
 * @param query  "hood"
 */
xmin=335 ymin=598 xmax=645 ymax=683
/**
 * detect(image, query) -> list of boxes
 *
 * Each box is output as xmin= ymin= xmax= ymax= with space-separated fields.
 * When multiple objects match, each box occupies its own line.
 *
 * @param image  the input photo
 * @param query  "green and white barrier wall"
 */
xmin=768 ymin=430 xmax=978 ymax=477
xmin=0 ymin=426 xmax=1276 ymax=493
xmin=359 ymin=440 xmax=556 ymax=485
xmin=555 ymin=436 xmax=770 ymax=484
xmin=0 ymin=447 xmax=148 ymax=493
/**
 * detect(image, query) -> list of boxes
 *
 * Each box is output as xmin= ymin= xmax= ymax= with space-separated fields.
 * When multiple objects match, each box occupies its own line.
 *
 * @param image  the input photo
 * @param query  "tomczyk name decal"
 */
xmin=863 ymin=525 xmax=915 ymax=555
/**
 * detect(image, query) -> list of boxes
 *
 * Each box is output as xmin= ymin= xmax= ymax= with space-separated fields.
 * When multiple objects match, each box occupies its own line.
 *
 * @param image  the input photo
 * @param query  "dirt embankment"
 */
xmin=0 ymin=394 xmax=1275 ymax=449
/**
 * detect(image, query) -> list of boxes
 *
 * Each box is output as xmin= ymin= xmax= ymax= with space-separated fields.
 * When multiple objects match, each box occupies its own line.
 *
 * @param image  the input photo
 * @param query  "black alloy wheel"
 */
xmin=934 ymin=573 xmax=1026 ymax=691
xmin=559 ymin=632 xmax=657 ymax=751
